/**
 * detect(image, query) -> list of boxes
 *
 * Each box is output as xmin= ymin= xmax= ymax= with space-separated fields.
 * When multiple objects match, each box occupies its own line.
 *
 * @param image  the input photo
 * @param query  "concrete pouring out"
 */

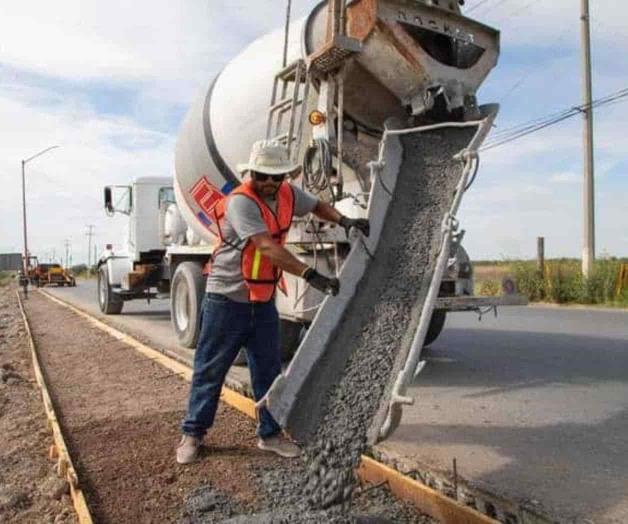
xmin=217 ymin=128 xmax=477 ymax=522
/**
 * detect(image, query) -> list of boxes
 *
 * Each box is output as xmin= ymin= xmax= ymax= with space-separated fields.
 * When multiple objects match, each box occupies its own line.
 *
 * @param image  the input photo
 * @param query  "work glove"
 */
xmin=339 ymin=216 xmax=370 ymax=238
xmin=302 ymin=267 xmax=340 ymax=297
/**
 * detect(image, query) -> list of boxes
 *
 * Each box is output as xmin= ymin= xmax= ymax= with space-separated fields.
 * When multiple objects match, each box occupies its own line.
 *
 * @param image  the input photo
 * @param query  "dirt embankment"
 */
xmin=0 ymin=285 xmax=76 ymax=523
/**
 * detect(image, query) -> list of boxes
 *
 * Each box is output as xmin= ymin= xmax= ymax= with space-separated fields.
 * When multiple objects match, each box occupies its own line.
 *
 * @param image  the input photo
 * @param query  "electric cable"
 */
xmin=303 ymin=138 xmax=337 ymax=201
xmin=481 ymin=87 xmax=628 ymax=151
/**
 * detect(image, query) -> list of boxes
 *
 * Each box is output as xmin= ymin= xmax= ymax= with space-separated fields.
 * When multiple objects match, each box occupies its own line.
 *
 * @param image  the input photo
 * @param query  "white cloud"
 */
xmin=549 ymin=171 xmax=580 ymax=184
xmin=0 ymin=80 xmax=174 ymax=260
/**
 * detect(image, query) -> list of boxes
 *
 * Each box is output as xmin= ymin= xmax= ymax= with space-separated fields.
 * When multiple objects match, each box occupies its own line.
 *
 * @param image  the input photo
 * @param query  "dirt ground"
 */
xmin=23 ymin=290 xmax=281 ymax=523
xmin=5 ymin=285 xmax=433 ymax=523
xmin=0 ymin=284 xmax=76 ymax=524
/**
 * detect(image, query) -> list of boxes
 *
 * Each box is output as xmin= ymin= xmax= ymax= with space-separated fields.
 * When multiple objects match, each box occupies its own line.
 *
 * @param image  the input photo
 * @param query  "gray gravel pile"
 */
xmin=181 ymin=486 xmax=241 ymax=523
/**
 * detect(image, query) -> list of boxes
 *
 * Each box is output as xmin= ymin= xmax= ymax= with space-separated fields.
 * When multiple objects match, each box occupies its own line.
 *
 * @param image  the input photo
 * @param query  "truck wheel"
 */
xmin=424 ymin=310 xmax=447 ymax=346
xmin=98 ymin=265 xmax=123 ymax=314
xmin=171 ymin=262 xmax=205 ymax=348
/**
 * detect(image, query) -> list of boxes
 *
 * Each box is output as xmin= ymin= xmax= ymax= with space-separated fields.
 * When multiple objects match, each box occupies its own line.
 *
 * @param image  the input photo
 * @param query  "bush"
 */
xmin=479 ymin=279 xmax=501 ymax=296
xmin=583 ymin=259 xmax=621 ymax=304
xmin=545 ymin=261 xmax=583 ymax=304
xmin=512 ymin=258 xmax=625 ymax=305
xmin=512 ymin=261 xmax=545 ymax=301
xmin=0 ymin=271 xmax=14 ymax=287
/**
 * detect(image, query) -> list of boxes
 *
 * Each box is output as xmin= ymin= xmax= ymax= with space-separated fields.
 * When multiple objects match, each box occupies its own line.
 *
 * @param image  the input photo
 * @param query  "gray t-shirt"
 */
xmin=206 ymin=183 xmax=318 ymax=302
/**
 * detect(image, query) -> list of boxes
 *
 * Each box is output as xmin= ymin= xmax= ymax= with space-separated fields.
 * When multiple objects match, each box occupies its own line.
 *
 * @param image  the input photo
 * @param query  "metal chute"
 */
xmin=261 ymin=105 xmax=498 ymax=445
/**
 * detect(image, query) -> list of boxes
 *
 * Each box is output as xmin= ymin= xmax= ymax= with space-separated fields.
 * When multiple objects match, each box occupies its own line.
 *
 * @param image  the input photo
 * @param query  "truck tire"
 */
xmin=171 ymin=262 xmax=205 ymax=348
xmin=424 ymin=310 xmax=447 ymax=346
xmin=98 ymin=265 xmax=123 ymax=315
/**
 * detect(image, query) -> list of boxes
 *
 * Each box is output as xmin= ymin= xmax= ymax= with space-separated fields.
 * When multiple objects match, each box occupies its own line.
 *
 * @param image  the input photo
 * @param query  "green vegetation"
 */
xmin=474 ymin=258 xmax=628 ymax=307
xmin=0 ymin=271 xmax=15 ymax=287
xmin=70 ymin=264 xmax=97 ymax=279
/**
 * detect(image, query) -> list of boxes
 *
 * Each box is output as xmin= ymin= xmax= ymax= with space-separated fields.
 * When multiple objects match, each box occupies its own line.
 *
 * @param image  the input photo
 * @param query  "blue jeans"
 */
xmin=181 ymin=293 xmax=282 ymax=439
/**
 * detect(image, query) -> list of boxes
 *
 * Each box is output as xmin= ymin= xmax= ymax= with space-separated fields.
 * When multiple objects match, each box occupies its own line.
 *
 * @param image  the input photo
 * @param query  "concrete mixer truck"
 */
xmin=98 ymin=0 xmax=525 ymax=378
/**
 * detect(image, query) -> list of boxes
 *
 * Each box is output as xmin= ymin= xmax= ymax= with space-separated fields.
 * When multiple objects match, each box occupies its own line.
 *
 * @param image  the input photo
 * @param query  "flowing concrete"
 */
xmin=44 ymin=282 xmax=628 ymax=523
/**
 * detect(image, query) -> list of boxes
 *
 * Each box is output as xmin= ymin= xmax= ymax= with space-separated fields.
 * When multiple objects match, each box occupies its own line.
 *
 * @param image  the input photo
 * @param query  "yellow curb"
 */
xmin=38 ymin=289 xmax=498 ymax=524
xmin=17 ymin=291 xmax=94 ymax=524
xmin=357 ymin=456 xmax=498 ymax=524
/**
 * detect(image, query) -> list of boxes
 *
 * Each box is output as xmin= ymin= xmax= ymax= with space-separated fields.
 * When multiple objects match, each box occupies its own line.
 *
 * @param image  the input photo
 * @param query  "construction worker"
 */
xmin=177 ymin=140 xmax=369 ymax=464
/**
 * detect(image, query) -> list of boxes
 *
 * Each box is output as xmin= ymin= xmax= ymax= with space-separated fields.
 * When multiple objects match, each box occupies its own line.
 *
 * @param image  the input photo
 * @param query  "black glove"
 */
xmin=302 ymin=268 xmax=340 ymax=296
xmin=339 ymin=216 xmax=370 ymax=238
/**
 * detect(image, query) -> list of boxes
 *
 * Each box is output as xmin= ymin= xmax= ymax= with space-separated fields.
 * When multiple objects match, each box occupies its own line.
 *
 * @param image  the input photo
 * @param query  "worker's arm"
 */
xmin=312 ymin=200 xmax=370 ymax=237
xmin=250 ymin=232 xmax=308 ymax=276
xmin=250 ymin=232 xmax=339 ymax=296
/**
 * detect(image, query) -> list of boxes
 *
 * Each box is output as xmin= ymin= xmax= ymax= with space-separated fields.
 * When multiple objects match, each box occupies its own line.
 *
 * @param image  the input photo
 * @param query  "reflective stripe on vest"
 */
xmin=210 ymin=180 xmax=295 ymax=302
xmin=251 ymin=249 xmax=263 ymax=280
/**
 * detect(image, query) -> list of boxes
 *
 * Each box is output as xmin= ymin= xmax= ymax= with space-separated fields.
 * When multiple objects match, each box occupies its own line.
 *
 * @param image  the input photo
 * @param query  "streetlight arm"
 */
xmin=23 ymin=145 xmax=60 ymax=165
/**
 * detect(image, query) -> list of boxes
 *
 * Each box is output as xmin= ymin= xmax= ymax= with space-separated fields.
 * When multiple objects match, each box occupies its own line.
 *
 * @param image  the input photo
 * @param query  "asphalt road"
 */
xmin=45 ymin=280 xmax=628 ymax=523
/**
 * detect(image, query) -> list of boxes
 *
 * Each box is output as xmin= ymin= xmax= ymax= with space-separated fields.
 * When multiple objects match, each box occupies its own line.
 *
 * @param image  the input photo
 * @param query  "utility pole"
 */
xmin=581 ymin=0 xmax=595 ymax=277
xmin=64 ymin=239 xmax=71 ymax=269
xmin=86 ymin=225 xmax=95 ymax=269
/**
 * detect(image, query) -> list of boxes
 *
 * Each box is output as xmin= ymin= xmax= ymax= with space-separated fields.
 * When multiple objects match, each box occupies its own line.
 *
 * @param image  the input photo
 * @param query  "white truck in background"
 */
xmin=98 ymin=0 xmax=524 ymax=357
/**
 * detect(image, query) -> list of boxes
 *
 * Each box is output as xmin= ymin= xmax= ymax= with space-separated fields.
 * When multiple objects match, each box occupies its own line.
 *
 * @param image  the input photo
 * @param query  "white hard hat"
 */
xmin=237 ymin=140 xmax=301 ymax=175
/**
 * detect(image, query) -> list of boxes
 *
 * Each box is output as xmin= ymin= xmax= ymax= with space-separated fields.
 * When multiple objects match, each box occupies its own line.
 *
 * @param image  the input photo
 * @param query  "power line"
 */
xmin=467 ymin=0 xmax=514 ymax=16
xmin=466 ymin=0 xmax=493 ymax=14
xmin=481 ymin=87 xmax=628 ymax=151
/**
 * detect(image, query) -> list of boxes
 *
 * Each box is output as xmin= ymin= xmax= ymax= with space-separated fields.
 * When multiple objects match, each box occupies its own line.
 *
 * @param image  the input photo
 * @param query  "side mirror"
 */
xmin=104 ymin=187 xmax=114 ymax=214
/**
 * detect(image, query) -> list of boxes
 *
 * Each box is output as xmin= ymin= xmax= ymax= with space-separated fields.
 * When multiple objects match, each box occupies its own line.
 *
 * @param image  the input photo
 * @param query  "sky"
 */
xmin=0 ymin=0 xmax=626 ymax=264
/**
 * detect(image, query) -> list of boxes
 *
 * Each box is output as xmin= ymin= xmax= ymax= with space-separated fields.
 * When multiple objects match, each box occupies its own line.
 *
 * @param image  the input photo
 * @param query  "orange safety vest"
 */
xmin=211 ymin=180 xmax=295 ymax=303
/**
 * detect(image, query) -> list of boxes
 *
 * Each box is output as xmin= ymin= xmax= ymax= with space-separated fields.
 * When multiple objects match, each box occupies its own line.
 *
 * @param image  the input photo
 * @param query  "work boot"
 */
xmin=257 ymin=434 xmax=301 ymax=458
xmin=176 ymin=435 xmax=202 ymax=464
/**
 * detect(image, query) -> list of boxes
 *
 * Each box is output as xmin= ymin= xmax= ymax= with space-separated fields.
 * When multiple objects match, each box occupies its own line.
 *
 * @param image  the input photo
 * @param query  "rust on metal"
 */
xmin=374 ymin=19 xmax=425 ymax=77
xmin=346 ymin=0 xmax=378 ymax=41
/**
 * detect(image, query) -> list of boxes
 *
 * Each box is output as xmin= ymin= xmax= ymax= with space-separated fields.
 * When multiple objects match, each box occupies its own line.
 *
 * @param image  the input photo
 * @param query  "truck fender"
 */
xmin=102 ymin=257 xmax=133 ymax=286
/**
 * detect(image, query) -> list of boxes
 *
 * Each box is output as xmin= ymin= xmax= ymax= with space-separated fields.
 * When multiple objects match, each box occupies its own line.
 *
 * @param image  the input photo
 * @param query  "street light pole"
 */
xmin=21 ymin=160 xmax=27 ymax=274
xmin=21 ymin=145 xmax=60 ymax=274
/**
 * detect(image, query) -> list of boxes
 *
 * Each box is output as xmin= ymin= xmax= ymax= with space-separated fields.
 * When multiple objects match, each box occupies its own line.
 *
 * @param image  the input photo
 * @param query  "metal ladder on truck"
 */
xmin=266 ymin=0 xmax=362 ymax=306
xmin=266 ymin=59 xmax=310 ymax=164
xmin=265 ymin=0 xmax=361 ymax=170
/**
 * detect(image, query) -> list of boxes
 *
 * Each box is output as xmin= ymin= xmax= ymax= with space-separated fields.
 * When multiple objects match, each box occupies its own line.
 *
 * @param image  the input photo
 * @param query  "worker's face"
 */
xmin=251 ymin=171 xmax=286 ymax=197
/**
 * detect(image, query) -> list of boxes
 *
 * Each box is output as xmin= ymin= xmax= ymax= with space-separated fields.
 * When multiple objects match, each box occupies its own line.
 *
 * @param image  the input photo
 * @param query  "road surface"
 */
xmin=45 ymin=280 xmax=628 ymax=523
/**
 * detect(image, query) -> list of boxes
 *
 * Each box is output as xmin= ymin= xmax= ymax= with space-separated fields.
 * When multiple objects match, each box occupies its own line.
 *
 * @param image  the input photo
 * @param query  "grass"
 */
xmin=0 ymin=271 xmax=15 ymax=287
xmin=473 ymin=258 xmax=628 ymax=308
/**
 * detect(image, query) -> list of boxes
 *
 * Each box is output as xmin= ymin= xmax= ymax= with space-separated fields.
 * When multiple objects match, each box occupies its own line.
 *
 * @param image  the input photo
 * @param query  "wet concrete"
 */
xmin=256 ymin=128 xmax=477 ymax=521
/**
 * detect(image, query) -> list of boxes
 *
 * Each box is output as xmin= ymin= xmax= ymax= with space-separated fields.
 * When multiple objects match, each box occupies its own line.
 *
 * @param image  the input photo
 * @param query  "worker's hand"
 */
xmin=339 ymin=216 xmax=370 ymax=238
xmin=302 ymin=268 xmax=340 ymax=296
